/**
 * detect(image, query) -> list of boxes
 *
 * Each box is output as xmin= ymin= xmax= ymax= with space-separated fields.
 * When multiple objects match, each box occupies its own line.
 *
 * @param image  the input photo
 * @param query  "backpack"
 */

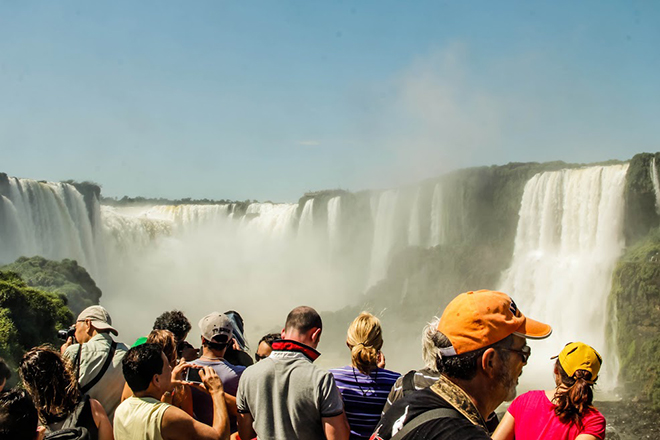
xmin=44 ymin=395 xmax=93 ymax=440
xmin=45 ymin=427 xmax=90 ymax=440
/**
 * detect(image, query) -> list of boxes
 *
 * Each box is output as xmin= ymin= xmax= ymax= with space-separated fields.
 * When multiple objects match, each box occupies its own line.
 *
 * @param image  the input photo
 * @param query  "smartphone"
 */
xmin=185 ymin=367 xmax=203 ymax=383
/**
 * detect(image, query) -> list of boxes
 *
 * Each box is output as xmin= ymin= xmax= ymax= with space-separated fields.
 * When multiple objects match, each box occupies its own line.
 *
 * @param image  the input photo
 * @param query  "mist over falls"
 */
xmin=0 ymin=156 xmax=658 ymax=396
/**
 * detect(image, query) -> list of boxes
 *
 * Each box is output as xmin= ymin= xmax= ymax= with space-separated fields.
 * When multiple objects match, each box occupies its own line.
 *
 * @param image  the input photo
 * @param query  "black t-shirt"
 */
xmin=370 ymin=388 xmax=490 ymax=440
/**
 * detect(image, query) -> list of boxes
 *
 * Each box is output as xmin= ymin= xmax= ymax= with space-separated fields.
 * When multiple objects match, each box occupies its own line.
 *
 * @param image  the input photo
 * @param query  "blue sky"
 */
xmin=1 ymin=1 xmax=659 ymax=201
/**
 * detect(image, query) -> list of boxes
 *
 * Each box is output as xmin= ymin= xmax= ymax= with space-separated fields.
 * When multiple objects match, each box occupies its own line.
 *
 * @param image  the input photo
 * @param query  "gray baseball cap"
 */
xmin=76 ymin=305 xmax=118 ymax=336
xmin=199 ymin=312 xmax=233 ymax=343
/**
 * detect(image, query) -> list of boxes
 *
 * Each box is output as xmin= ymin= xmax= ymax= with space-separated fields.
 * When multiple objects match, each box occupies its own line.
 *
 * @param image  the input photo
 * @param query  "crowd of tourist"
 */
xmin=0 ymin=289 xmax=606 ymax=440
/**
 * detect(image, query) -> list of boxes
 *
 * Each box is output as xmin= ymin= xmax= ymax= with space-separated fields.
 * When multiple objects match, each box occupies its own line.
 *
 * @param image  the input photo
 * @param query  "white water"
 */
xmin=407 ymin=188 xmax=422 ymax=246
xmin=650 ymin=157 xmax=660 ymax=215
xmin=499 ymin=164 xmax=629 ymax=392
xmin=429 ymin=183 xmax=445 ymax=247
xmin=368 ymin=190 xmax=400 ymax=287
xmin=0 ymin=177 xmax=100 ymax=277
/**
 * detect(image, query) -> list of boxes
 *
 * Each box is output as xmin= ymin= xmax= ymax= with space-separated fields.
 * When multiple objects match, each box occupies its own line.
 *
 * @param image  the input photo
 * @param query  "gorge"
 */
xmin=1 ymin=153 xmax=659 ymax=407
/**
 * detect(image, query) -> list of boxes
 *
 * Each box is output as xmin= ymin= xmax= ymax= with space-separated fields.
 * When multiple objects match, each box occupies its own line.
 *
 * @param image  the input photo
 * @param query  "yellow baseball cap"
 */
xmin=552 ymin=342 xmax=602 ymax=382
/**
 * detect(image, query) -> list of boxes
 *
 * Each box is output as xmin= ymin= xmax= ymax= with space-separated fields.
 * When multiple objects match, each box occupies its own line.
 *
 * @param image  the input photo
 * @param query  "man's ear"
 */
xmin=310 ymin=327 xmax=322 ymax=343
xmin=281 ymin=328 xmax=286 ymax=340
xmin=481 ymin=348 xmax=499 ymax=378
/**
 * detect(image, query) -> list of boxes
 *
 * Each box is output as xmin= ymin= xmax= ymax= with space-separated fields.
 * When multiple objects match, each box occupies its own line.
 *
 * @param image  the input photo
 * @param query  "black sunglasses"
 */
xmin=499 ymin=345 xmax=531 ymax=363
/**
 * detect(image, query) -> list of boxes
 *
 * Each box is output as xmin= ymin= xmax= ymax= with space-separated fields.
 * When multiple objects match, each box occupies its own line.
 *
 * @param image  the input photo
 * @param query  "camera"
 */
xmin=57 ymin=325 xmax=76 ymax=342
xmin=185 ymin=367 xmax=203 ymax=384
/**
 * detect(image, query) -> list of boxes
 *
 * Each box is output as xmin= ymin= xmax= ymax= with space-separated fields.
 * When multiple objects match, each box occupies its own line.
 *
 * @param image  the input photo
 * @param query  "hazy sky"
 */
xmin=1 ymin=1 xmax=658 ymax=202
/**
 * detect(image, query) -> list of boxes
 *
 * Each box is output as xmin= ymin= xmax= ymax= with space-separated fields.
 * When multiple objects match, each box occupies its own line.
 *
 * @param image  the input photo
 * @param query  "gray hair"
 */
xmin=421 ymin=316 xmax=442 ymax=373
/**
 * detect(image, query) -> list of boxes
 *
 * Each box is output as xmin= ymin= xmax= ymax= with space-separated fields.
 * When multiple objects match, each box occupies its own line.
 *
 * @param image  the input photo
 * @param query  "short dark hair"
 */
xmin=122 ymin=343 xmax=165 ymax=393
xmin=285 ymin=306 xmax=322 ymax=334
xmin=153 ymin=310 xmax=191 ymax=344
xmin=258 ymin=333 xmax=280 ymax=347
xmin=438 ymin=333 xmax=514 ymax=380
xmin=0 ymin=358 xmax=11 ymax=382
xmin=0 ymin=388 xmax=38 ymax=440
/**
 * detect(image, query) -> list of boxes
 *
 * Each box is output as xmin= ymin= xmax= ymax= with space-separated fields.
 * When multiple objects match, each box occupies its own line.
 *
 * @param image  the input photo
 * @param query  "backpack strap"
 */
xmin=401 ymin=370 xmax=417 ymax=396
xmin=390 ymin=407 xmax=461 ymax=440
xmin=61 ymin=395 xmax=90 ymax=430
xmin=80 ymin=341 xmax=117 ymax=394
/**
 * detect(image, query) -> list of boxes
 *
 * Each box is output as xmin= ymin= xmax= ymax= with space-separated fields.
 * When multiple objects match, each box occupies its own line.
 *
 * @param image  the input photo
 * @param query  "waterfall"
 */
xmin=407 ymin=188 xmax=421 ymax=246
xmin=327 ymin=196 xmax=341 ymax=245
xmin=499 ymin=164 xmax=629 ymax=391
xmin=650 ymin=157 xmax=660 ymax=215
xmin=429 ymin=183 xmax=444 ymax=247
xmin=0 ymin=177 xmax=100 ymax=277
xmin=297 ymin=199 xmax=314 ymax=239
xmin=368 ymin=190 xmax=400 ymax=287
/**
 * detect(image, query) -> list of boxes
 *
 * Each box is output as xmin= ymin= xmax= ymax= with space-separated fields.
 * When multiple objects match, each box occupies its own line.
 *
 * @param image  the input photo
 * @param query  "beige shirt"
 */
xmin=114 ymin=396 xmax=171 ymax=440
xmin=63 ymin=332 xmax=128 ymax=421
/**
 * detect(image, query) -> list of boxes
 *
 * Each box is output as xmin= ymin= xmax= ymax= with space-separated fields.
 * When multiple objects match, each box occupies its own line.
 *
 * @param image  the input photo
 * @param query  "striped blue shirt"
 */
xmin=329 ymin=366 xmax=400 ymax=439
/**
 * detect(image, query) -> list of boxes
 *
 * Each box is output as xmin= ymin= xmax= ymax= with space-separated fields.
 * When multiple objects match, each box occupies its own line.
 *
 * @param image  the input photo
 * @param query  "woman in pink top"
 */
xmin=492 ymin=342 xmax=606 ymax=440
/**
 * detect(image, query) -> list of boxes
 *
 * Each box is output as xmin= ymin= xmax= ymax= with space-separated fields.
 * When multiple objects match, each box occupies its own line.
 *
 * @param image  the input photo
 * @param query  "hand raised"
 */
xmin=199 ymin=366 xmax=224 ymax=395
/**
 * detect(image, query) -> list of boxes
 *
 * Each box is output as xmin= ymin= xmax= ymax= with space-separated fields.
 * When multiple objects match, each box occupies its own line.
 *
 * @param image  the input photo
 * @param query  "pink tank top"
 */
xmin=508 ymin=390 xmax=606 ymax=440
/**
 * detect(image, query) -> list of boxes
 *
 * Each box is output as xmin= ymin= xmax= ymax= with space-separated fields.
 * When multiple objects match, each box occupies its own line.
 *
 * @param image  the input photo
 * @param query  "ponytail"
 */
xmin=553 ymin=361 xmax=595 ymax=427
xmin=346 ymin=312 xmax=383 ymax=375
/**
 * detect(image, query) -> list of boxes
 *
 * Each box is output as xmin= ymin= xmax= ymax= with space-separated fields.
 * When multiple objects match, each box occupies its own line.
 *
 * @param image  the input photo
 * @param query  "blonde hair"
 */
xmin=347 ymin=312 xmax=383 ymax=375
xmin=147 ymin=329 xmax=177 ymax=366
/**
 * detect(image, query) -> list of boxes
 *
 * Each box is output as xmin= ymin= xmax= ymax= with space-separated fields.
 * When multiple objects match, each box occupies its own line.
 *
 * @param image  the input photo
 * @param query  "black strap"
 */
xmin=390 ymin=408 xmax=461 ymax=440
xmin=80 ymin=341 xmax=117 ymax=394
xmin=401 ymin=370 xmax=416 ymax=396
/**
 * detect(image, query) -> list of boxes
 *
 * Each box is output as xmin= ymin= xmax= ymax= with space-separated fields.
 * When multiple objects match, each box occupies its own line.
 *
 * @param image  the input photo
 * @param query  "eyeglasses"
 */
xmin=499 ymin=345 xmax=531 ymax=363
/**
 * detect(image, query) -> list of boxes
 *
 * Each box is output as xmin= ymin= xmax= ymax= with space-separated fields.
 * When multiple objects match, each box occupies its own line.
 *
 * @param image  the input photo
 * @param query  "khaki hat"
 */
xmin=552 ymin=342 xmax=602 ymax=382
xmin=199 ymin=312 xmax=233 ymax=344
xmin=77 ymin=305 xmax=118 ymax=336
xmin=437 ymin=290 xmax=552 ymax=356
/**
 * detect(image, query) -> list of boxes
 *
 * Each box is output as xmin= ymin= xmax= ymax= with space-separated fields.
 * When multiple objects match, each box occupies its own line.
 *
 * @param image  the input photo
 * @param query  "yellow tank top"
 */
xmin=113 ymin=396 xmax=171 ymax=440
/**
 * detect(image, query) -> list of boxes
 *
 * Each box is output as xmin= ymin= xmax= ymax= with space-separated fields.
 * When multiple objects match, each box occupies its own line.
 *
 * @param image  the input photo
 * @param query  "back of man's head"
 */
xmin=284 ymin=306 xmax=322 ymax=334
xmin=153 ymin=310 xmax=192 ymax=345
xmin=0 ymin=389 xmax=39 ymax=440
xmin=122 ymin=343 xmax=165 ymax=393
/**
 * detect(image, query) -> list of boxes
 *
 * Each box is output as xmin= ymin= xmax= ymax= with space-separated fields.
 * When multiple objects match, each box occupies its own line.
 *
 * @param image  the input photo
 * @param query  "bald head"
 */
xmin=285 ymin=306 xmax=322 ymax=333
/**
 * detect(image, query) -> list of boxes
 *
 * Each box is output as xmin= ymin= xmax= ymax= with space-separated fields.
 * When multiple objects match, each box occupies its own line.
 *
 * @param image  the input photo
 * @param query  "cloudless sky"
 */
xmin=1 ymin=1 xmax=659 ymax=201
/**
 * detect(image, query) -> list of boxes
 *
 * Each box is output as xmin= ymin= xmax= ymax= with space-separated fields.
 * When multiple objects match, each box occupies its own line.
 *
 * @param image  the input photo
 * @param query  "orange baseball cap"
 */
xmin=437 ymin=290 xmax=552 ymax=356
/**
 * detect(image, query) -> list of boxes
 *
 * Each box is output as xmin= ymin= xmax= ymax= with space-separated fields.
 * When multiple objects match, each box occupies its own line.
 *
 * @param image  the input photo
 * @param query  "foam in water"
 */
xmin=499 ymin=164 xmax=629 ymax=392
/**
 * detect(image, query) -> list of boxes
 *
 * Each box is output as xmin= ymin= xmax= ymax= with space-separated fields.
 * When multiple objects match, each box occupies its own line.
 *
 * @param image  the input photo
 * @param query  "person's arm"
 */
xmin=224 ymin=393 xmax=238 ymax=417
xmin=237 ymin=412 xmax=256 ymax=440
xmin=322 ymin=412 xmax=350 ymax=440
xmin=574 ymin=435 xmax=599 ymax=440
xmin=162 ymin=366 xmax=230 ymax=440
xmin=491 ymin=411 xmax=515 ymax=440
xmin=90 ymin=398 xmax=114 ymax=440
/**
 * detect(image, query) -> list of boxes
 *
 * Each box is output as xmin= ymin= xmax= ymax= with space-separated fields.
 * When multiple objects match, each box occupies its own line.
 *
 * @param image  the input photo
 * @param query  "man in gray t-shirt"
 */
xmin=237 ymin=306 xmax=349 ymax=440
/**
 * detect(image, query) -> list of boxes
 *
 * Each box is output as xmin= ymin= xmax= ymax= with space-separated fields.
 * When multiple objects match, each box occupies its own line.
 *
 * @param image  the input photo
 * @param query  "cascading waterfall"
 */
xmin=429 ymin=183 xmax=445 ymax=247
xmin=407 ymin=188 xmax=421 ymax=247
xmin=368 ymin=190 xmax=400 ymax=287
xmin=499 ymin=164 xmax=629 ymax=391
xmin=298 ymin=199 xmax=314 ymax=240
xmin=650 ymin=157 xmax=660 ymax=215
xmin=327 ymin=197 xmax=341 ymax=246
xmin=0 ymin=177 xmax=100 ymax=277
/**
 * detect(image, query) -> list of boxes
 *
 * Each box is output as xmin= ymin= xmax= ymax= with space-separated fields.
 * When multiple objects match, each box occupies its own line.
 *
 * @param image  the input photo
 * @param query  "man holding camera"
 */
xmin=61 ymin=305 xmax=129 ymax=421
xmin=190 ymin=312 xmax=245 ymax=430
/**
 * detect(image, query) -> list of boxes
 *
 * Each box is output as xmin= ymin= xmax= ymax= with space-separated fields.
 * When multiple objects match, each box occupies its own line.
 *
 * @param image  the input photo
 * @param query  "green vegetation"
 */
xmin=1 ymin=256 xmax=101 ymax=315
xmin=0 ymin=270 xmax=73 ymax=379
xmin=610 ymin=227 xmax=660 ymax=408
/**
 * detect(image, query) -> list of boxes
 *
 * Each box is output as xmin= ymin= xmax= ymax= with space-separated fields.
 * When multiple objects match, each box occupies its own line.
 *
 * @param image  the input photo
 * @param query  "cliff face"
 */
xmin=611 ymin=153 xmax=660 ymax=407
